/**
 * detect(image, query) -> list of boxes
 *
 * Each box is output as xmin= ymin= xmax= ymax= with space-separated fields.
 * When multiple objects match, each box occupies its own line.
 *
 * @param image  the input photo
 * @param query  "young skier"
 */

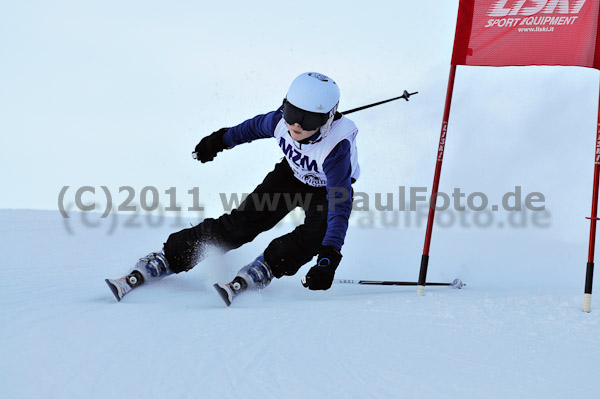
xmin=106 ymin=72 xmax=360 ymax=305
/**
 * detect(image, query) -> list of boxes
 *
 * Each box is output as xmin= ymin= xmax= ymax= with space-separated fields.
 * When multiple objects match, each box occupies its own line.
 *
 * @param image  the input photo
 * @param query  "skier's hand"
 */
xmin=302 ymin=246 xmax=342 ymax=291
xmin=192 ymin=128 xmax=229 ymax=163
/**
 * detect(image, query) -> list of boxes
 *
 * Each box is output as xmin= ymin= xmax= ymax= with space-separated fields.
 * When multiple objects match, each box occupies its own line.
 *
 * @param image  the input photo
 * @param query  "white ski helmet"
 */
xmin=284 ymin=72 xmax=340 ymax=134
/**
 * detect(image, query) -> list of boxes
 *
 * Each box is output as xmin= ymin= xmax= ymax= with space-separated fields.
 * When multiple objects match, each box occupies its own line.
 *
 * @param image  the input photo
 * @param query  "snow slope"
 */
xmin=1 ymin=209 xmax=599 ymax=399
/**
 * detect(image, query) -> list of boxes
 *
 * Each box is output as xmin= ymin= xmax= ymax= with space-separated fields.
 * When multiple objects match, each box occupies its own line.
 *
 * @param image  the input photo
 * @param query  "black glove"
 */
xmin=192 ymin=128 xmax=229 ymax=163
xmin=302 ymin=246 xmax=342 ymax=291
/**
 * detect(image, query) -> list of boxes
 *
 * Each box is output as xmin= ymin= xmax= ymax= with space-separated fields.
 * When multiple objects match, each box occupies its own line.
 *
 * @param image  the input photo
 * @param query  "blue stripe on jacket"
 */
xmin=222 ymin=109 xmax=281 ymax=147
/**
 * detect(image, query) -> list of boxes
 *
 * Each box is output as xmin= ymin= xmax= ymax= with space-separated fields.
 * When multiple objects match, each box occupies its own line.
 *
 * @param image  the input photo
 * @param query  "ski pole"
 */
xmin=340 ymin=90 xmax=418 ymax=115
xmin=193 ymin=90 xmax=418 ymax=160
xmin=334 ymin=278 xmax=465 ymax=289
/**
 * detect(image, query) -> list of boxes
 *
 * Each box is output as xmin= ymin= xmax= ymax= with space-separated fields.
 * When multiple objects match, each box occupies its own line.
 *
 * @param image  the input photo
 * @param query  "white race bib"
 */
xmin=274 ymin=116 xmax=360 ymax=187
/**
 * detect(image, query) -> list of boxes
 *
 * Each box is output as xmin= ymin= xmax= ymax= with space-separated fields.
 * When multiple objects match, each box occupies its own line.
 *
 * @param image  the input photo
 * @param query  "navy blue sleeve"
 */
xmin=322 ymin=139 xmax=353 ymax=251
xmin=222 ymin=108 xmax=283 ymax=148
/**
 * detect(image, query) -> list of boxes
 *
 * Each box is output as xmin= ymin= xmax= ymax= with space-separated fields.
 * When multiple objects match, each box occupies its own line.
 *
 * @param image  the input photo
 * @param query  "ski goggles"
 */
xmin=282 ymin=100 xmax=329 ymax=131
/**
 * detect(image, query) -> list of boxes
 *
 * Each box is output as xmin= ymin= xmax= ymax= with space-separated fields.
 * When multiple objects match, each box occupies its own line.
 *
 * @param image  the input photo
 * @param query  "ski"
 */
xmin=213 ymin=283 xmax=234 ymax=307
xmin=213 ymin=277 xmax=248 ymax=307
xmin=105 ymin=271 xmax=144 ymax=302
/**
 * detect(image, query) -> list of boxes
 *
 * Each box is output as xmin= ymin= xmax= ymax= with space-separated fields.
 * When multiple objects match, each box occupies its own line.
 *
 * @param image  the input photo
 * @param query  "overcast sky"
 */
xmin=1 ymin=0 xmax=599 ymax=245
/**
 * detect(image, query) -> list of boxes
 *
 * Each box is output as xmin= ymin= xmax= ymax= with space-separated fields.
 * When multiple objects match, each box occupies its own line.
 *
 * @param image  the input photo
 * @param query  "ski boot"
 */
xmin=105 ymin=251 xmax=172 ymax=302
xmin=213 ymin=254 xmax=273 ymax=307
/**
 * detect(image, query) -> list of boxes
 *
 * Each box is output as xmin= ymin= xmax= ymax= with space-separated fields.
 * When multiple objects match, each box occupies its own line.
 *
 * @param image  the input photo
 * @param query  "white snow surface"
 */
xmin=1 ymin=209 xmax=599 ymax=399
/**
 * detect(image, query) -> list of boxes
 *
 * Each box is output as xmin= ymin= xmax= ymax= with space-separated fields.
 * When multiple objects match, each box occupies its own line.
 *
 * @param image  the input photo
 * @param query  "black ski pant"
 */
xmin=163 ymin=161 xmax=328 ymax=278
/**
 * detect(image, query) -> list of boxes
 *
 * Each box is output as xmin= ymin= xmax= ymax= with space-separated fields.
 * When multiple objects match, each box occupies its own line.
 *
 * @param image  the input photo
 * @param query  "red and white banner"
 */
xmin=452 ymin=0 xmax=600 ymax=69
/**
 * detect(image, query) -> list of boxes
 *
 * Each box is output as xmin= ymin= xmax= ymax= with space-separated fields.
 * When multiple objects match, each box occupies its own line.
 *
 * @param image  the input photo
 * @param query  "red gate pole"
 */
xmin=584 ymin=81 xmax=600 ymax=312
xmin=417 ymin=64 xmax=458 ymax=296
